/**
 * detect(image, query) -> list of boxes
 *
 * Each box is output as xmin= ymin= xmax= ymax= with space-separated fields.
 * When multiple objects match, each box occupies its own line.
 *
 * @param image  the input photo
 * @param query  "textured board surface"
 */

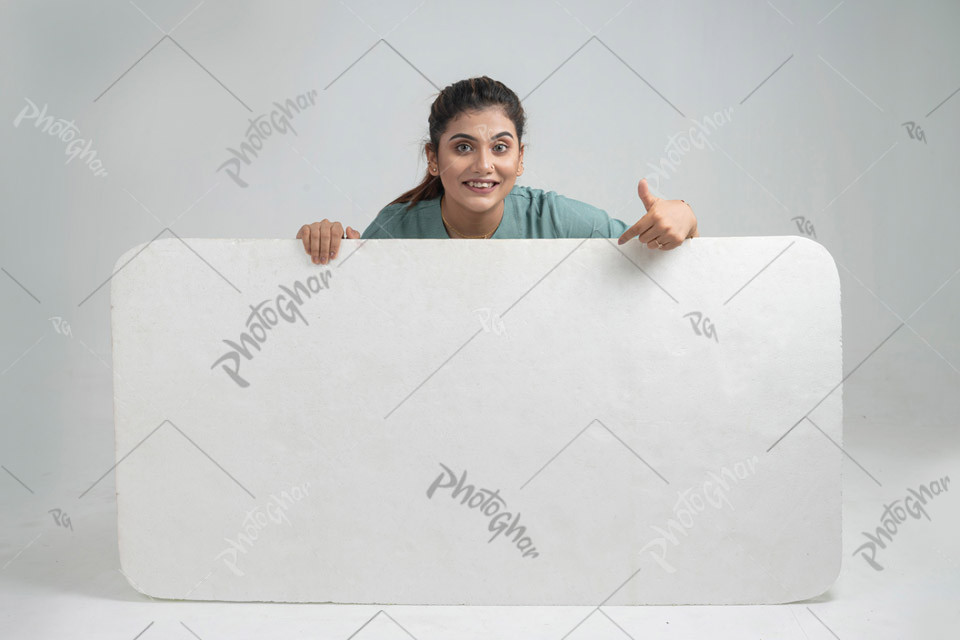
xmin=110 ymin=236 xmax=841 ymax=604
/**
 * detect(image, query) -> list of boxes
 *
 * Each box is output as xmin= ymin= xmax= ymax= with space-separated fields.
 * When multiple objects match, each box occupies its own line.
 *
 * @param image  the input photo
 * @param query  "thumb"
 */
xmin=637 ymin=178 xmax=660 ymax=211
xmin=345 ymin=226 xmax=361 ymax=239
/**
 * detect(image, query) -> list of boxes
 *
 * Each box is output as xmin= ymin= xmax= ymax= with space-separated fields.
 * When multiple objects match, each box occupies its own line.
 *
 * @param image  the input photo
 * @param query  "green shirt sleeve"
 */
xmin=360 ymin=220 xmax=383 ymax=239
xmin=550 ymin=192 xmax=631 ymax=239
xmin=361 ymin=204 xmax=405 ymax=239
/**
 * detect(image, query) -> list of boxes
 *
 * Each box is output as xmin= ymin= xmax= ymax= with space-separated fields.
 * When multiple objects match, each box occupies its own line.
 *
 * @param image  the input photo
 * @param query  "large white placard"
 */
xmin=110 ymin=236 xmax=841 ymax=604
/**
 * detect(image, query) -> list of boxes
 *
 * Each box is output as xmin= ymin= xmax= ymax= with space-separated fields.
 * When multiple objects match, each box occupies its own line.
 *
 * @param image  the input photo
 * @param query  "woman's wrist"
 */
xmin=681 ymin=200 xmax=698 ymax=238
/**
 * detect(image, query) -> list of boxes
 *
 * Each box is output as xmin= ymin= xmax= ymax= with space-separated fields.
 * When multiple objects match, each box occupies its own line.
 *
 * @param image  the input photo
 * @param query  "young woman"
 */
xmin=297 ymin=76 xmax=698 ymax=265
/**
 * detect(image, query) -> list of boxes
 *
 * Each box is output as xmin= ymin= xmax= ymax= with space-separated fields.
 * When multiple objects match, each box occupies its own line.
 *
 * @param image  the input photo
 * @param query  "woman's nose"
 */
xmin=475 ymin=151 xmax=494 ymax=170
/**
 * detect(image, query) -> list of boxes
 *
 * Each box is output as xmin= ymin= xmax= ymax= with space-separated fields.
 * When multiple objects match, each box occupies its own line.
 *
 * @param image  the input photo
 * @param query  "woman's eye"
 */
xmin=456 ymin=142 xmax=508 ymax=153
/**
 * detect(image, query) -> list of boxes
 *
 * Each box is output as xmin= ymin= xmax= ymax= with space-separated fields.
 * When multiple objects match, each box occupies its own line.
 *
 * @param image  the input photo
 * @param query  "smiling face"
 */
xmin=426 ymin=106 xmax=524 ymax=217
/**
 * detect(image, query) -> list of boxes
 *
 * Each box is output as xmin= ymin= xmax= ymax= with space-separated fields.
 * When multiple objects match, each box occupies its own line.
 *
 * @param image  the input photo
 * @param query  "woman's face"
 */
xmin=427 ymin=106 xmax=524 ymax=213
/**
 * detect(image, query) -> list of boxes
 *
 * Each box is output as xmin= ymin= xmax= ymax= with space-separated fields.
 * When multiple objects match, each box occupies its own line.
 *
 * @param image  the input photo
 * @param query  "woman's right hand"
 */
xmin=296 ymin=220 xmax=360 ymax=264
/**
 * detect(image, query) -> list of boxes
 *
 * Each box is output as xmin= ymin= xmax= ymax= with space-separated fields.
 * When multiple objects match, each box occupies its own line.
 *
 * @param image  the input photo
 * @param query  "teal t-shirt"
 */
xmin=361 ymin=184 xmax=631 ymax=239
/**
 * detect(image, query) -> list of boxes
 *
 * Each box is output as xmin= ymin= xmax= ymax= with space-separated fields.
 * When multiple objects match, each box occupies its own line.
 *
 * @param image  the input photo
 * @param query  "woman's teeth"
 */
xmin=464 ymin=181 xmax=497 ymax=188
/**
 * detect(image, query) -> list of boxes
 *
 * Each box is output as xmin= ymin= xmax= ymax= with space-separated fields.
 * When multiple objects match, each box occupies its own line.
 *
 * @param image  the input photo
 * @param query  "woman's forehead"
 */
xmin=446 ymin=108 xmax=514 ymax=136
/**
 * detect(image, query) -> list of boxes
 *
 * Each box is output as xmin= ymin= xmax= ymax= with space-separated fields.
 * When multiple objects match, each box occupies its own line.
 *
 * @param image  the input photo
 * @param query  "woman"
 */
xmin=296 ymin=76 xmax=698 ymax=265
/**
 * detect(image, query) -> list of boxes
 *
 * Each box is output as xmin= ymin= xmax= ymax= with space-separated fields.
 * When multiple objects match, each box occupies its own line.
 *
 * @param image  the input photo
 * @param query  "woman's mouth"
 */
xmin=462 ymin=180 xmax=499 ymax=194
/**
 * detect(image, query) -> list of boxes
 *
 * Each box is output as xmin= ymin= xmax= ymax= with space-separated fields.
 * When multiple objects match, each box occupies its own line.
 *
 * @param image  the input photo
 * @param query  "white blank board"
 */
xmin=110 ymin=236 xmax=842 ymax=604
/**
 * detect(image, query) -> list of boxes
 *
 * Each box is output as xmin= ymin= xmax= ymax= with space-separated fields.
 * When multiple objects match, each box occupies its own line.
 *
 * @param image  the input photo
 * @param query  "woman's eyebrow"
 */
xmin=448 ymin=131 xmax=514 ymax=142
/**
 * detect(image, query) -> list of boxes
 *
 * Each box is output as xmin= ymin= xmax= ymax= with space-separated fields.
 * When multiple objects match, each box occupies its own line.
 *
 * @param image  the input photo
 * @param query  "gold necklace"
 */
xmin=440 ymin=195 xmax=499 ymax=239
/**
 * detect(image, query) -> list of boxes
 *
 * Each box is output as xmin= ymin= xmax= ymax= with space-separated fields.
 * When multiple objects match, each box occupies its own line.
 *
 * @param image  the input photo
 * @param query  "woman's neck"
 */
xmin=440 ymin=194 xmax=504 ymax=238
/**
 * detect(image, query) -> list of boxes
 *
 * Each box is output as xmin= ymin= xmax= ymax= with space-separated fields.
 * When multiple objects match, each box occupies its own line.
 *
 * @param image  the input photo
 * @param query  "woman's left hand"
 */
xmin=617 ymin=178 xmax=698 ymax=250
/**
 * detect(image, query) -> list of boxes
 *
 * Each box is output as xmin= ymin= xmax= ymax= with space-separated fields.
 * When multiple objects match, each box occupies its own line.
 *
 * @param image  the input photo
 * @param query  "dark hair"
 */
xmin=387 ymin=76 xmax=526 ymax=210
